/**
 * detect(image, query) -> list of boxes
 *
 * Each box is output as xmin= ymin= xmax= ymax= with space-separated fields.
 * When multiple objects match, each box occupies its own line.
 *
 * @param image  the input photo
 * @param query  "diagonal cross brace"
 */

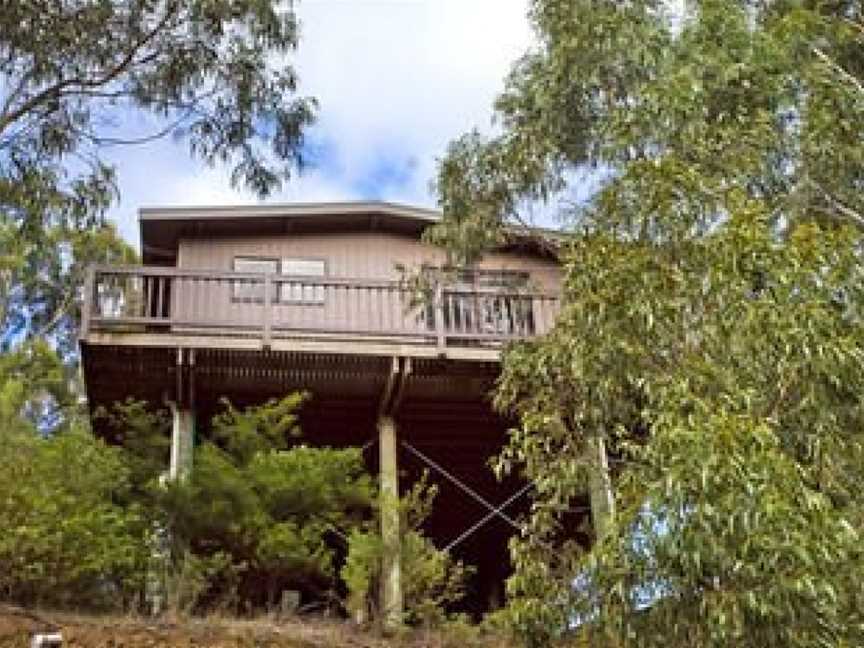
xmin=401 ymin=441 xmax=523 ymax=533
xmin=444 ymin=482 xmax=532 ymax=552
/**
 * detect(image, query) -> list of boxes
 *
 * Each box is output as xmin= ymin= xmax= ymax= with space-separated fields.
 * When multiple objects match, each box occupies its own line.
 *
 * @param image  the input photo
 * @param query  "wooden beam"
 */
xmin=82 ymin=332 xmax=503 ymax=362
xmin=263 ymin=274 xmax=273 ymax=349
xmin=378 ymin=357 xmax=399 ymax=418
xmin=390 ymin=357 xmax=412 ymax=413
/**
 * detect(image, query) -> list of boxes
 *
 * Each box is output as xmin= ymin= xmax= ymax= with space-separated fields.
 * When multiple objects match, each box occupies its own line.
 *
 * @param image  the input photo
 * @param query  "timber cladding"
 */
xmin=177 ymin=230 xmax=562 ymax=291
xmin=169 ymin=231 xmax=562 ymax=339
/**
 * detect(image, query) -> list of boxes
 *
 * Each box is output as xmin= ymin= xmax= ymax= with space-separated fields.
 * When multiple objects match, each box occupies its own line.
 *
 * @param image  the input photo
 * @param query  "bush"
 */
xmin=155 ymin=396 xmax=376 ymax=611
xmin=342 ymin=476 xmax=472 ymax=628
xmin=0 ymin=427 xmax=147 ymax=608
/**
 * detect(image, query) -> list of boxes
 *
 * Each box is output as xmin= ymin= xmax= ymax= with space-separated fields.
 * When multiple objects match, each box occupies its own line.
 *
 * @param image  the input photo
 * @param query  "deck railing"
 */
xmin=81 ymin=265 xmax=560 ymax=350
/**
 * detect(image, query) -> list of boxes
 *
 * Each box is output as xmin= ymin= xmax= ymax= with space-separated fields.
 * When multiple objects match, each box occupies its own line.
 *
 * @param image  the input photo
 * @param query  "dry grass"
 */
xmin=0 ymin=605 xmax=517 ymax=648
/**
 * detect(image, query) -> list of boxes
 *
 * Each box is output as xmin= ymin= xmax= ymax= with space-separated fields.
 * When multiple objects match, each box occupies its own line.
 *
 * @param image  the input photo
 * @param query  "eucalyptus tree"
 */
xmin=0 ymin=0 xmax=316 ymax=355
xmin=0 ymin=0 xmax=316 ymax=429
xmin=433 ymin=1 xmax=864 ymax=645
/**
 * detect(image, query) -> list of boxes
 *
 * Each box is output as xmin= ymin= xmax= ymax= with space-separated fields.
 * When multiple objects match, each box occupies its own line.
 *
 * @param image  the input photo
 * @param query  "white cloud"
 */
xmin=105 ymin=0 xmax=533 ymax=247
xmin=284 ymin=0 xmax=535 ymax=206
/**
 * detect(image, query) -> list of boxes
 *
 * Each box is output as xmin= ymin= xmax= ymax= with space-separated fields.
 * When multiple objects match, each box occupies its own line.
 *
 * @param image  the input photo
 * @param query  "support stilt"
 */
xmin=146 ymin=403 xmax=195 ymax=615
xmin=169 ymin=405 xmax=194 ymax=482
xmin=378 ymin=415 xmax=403 ymax=630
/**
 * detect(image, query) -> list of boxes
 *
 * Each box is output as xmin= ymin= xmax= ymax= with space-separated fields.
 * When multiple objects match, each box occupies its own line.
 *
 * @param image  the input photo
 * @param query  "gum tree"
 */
xmin=433 ymin=1 xmax=864 ymax=644
xmin=0 ymin=0 xmax=316 ymax=420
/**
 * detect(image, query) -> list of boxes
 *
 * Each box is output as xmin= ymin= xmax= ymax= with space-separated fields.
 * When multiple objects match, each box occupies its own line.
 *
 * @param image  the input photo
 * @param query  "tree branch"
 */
xmin=808 ymin=179 xmax=864 ymax=229
xmin=0 ymin=5 xmax=179 ymax=136
xmin=812 ymin=47 xmax=864 ymax=99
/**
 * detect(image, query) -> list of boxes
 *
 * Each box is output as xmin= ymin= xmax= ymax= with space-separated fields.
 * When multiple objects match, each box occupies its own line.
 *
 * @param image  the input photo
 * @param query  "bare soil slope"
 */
xmin=0 ymin=606 xmax=393 ymax=648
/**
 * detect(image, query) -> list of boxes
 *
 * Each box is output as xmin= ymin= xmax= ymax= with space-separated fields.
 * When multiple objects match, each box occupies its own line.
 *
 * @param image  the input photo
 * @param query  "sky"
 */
xmin=106 ymin=0 xmax=535 ymax=248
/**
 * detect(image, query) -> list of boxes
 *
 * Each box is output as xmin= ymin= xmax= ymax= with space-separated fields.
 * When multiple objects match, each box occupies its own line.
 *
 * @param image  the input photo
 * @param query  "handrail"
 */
xmin=81 ymin=265 xmax=560 ymax=348
xmin=88 ymin=264 xmax=558 ymax=298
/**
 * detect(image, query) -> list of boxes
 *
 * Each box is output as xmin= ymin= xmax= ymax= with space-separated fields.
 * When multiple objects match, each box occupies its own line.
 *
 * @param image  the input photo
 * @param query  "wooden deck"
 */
xmin=79 ymin=263 xmax=561 ymax=424
xmin=80 ymin=265 xmax=560 ymax=360
xmin=79 ymin=263 xmax=565 ymax=610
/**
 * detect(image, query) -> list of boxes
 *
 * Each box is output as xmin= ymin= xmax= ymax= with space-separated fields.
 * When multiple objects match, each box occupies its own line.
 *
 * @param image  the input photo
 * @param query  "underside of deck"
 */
xmin=82 ymin=340 xmax=587 ymax=614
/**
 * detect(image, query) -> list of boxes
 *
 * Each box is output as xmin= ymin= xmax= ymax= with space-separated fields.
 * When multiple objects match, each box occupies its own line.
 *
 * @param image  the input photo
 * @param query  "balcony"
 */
xmin=80 ymin=265 xmax=560 ymax=361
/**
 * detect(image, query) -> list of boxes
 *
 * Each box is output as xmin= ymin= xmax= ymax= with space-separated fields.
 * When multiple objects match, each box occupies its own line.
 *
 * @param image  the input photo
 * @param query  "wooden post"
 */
xmin=169 ymin=403 xmax=194 ymax=482
xmin=80 ymin=266 xmax=95 ymax=339
xmin=586 ymin=435 xmax=615 ymax=542
xmin=378 ymin=415 xmax=403 ymax=630
xmin=148 ymin=401 xmax=195 ymax=615
xmin=434 ymin=283 xmax=445 ymax=355
xmin=263 ymin=273 xmax=273 ymax=349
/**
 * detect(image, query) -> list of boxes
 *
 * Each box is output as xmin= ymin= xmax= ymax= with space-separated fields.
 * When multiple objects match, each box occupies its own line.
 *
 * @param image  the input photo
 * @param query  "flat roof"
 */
xmin=139 ymin=201 xmax=443 ymax=264
xmin=139 ymin=200 xmax=560 ymax=265
xmin=139 ymin=200 xmax=441 ymax=223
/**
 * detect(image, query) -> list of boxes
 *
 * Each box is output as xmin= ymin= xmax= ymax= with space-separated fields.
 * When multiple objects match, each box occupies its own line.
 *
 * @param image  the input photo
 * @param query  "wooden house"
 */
xmin=79 ymin=201 xmax=566 ymax=620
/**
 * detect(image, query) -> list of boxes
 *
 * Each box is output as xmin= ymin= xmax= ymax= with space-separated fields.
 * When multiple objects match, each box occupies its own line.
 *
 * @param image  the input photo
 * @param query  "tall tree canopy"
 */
xmin=0 ymin=0 xmax=315 ymax=345
xmin=434 ymin=1 xmax=864 ymax=645
xmin=0 ymin=0 xmax=316 ymax=418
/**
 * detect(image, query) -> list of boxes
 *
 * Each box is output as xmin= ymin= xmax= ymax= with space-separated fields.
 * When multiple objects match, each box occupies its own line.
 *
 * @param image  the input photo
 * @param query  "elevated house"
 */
xmin=79 ymin=201 xmax=572 ymax=619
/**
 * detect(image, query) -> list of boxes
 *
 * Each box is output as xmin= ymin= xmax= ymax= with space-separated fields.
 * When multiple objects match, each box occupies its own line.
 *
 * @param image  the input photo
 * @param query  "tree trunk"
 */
xmin=586 ymin=435 xmax=615 ymax=542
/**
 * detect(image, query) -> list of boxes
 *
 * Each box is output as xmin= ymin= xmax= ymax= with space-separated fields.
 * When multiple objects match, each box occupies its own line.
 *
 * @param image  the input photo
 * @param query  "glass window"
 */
xmin=233 ymin=257 xmax=277 ymax=301
xmin=281 ymin=258 xmax=326 ymax=303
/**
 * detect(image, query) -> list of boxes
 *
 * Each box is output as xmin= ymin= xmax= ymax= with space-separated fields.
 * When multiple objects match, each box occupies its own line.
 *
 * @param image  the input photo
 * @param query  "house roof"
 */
xmin=139 ymin=200 xmax=559 ymax=265
xmin=139 ymin=201 xmax=443 ymax=264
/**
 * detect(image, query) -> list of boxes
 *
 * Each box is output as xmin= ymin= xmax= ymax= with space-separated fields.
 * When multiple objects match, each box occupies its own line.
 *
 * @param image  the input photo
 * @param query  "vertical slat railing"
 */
xmin=83 ymin=265 xmax=560 ymax=346
xmin=156 ymin=276 xmax=165 ymax=320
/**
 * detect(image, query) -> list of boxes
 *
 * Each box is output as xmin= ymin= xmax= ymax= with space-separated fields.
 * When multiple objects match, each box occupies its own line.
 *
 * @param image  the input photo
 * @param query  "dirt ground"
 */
xmin=0 ymin=605 xmax=396 ymax=648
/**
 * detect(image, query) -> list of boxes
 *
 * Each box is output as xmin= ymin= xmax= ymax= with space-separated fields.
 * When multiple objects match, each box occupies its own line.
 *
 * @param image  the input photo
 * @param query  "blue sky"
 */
xmin=105 ymin=0 xmax=535 ymax=249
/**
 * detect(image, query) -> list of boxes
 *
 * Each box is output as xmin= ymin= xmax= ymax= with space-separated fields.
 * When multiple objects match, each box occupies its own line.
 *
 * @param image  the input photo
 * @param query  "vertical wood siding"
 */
xmin=178 ymin=231 xmax=561 ymax=288
xmin=171 ymin=232 xmax=562 ymax=335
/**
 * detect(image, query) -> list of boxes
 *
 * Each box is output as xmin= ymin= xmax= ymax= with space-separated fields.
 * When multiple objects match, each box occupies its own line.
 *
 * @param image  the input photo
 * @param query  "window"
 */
xmin=280 ymin=258 xmax=326 ymax=303
xmin=233 ymin=257 xmax=277 ymax=301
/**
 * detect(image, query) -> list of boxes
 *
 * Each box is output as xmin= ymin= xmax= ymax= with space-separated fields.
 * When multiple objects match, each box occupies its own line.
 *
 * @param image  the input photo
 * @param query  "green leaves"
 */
xmin=433 ymin=1 xmax=864 ymax=643
xmin=0 ymin=426 xmax=147 ymax=608
xmin=0 ymin=0 xmax=317 ymax=354
xmin=0 ymin=0 xmax=315 ymax=196
xmin=160 ymin=395 xmax=375 ymax=607
xmin=579 ymin=411 xmax=863 ymax=648
xmin=341 ymin=477 xmax=473 ymax=627
xmin=211 ymin=393 xmax=307 ymax=464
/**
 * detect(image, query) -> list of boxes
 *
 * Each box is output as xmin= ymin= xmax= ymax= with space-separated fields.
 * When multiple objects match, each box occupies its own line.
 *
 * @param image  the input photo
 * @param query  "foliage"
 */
xmin=0 ymin=0 xmax=315 ymax=196
xmin=0 ymin=0 xmax=315 ymax=355
xmin=0 ymin=339 xmax=71 ymax=432
xmin=163 ymin=549 xmax=235 ymax=616
xmin=0 ymin=391 xmax=377 ymax=614
xmin=434 ymin=1 xmax=864 ymax=645
xmin=576 ymin=411 xmax=863 ymax=648
xmin=341 ymin=528 xmax=383 ymax=621
xmin=434 ymin=0 xmax=864 ymax=257
xmin=0 ymin=356 xmax=152 ymax=610
xmin=95 ymin=398 xmax=172 ymax=498
xmin=0 ymin=425 xmax=147 ymax=608
xmin=211 ymin=393 xmax=304 ymax=463
xmin=342 ymin=477 xmax=473 ymax=628
xmin=157 ymin=395 xmax=376 ymax=610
